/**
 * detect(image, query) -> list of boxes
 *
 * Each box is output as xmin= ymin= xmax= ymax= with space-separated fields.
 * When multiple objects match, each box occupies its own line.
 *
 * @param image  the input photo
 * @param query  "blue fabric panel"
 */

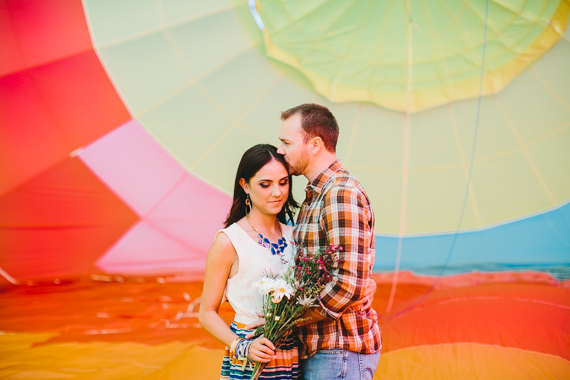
xmin=374 ymin=201 xmax=570 ymax=276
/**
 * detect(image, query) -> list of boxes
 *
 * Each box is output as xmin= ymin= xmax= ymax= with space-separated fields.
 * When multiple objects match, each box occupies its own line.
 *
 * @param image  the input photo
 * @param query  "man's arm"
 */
xmin=314 ymin=184 xmax=374 ymax=319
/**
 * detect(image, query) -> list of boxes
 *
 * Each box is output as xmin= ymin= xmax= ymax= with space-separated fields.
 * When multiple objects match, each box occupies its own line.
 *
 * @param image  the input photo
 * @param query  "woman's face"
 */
xmin=242 ymin=159 xmax=289 ymax=216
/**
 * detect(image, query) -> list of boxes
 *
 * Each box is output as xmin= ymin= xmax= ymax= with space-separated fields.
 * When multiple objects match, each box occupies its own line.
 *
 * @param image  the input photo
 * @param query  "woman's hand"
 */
xmin=247 ymin=336 xmax=275 ymax=363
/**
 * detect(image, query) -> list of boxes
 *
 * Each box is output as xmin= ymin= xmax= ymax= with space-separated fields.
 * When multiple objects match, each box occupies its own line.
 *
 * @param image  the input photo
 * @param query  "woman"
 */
xmin=199 ymin=144 xmax=301 ymax=379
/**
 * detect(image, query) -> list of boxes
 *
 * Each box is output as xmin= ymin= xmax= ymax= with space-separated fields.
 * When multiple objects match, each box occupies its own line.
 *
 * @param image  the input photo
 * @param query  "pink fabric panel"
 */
xmin=79 ymin=120 xmax=186 ymax=216
xmin=81 ymin=119 xmax=232 ymax=275
xmin=146 ymin=175 xmax=231 ymax=254
xmin=96 ymin=220 xmax=206 ymax=274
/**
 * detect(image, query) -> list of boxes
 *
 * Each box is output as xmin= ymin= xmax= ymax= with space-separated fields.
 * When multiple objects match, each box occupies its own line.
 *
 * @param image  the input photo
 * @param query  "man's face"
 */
xmin=277 ymin=113 xmax=311 ymax=176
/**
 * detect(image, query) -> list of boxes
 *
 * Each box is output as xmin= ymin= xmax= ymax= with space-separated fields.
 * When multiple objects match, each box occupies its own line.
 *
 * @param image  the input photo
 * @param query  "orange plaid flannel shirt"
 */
xmin=294 ymin=160 xmax=382 ymax=359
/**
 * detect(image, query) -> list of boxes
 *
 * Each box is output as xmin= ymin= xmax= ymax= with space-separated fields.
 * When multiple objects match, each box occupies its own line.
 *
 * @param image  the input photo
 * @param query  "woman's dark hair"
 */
xmin=224 ymin=144 xmax=298 ymax=228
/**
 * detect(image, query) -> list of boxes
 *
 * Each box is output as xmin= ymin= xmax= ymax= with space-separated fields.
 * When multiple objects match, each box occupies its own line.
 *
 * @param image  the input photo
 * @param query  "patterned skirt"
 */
xmin=220 ymin=321 xmax=302 ymax=380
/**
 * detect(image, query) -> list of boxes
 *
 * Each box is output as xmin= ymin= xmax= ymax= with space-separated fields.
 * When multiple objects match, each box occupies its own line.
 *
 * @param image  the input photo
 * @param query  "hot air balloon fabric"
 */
xmin=0 ymin=0 xmax=569 ymax=379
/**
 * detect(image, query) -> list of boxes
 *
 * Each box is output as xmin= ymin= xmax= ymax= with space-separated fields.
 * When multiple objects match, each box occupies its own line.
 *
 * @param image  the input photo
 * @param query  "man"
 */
xmin=277 ymin=103 xmax=381 ymax=379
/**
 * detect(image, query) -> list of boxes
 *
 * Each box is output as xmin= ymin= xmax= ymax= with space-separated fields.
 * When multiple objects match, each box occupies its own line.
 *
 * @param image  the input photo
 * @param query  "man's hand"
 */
xmin=351 ymin=277 xmax=377 ymax=312
xmin=244 ymin=312 xmax=265 ymax=339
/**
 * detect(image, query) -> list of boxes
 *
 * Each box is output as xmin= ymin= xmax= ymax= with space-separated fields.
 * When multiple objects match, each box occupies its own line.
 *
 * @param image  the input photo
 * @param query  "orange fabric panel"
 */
xmin=0 ymin=273 xmax=568 ymax=378
xmin=0 ymin=158 xmax=138 ymax=280
xmin=0 ymin=0 xmax=92 ymax=76
xmin=380 ymin=282 xmax=570 ymax=360
xmin=0 ymin=52 xmax=131 ymax=195
xmin=0 ymin=277 xmax=230 ymax=347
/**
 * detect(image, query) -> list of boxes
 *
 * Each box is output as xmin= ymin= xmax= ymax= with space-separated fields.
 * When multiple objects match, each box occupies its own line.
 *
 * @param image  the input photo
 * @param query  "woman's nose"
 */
xmin=271 ymin=184 xmax=281 ymax=196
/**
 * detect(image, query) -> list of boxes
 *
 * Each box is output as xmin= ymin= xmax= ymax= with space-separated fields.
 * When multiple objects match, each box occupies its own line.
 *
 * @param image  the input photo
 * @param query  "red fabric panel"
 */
xmin=28 ymin=51 xmax=131 ymax=146
xmin=0 ymin=2 xmax=22 ymax=75
xmin=0 ymin=51 xmax=130 ymax=195
xmin=0 ymin=157 xmax=139 ymax=280
xmin=0 ymin=0 xmax=92 ymax=76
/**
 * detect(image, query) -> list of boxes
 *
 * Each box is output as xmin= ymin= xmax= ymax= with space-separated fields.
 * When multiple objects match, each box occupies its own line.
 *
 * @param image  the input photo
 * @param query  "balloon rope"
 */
xmin=247 ymin=0 xmax=265 ymax=30
xmin=0 ymin=266 xmax=19 ymax=285
xmin=386 ymin=0 xmax=490 ymax=319
xmin=386 ymin=11 xmax=413 ymax=313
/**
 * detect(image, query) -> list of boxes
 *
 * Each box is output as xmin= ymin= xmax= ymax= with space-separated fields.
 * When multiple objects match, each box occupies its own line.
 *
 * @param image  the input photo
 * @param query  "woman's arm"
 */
xmin=198 ymin=232 xmax=240 ymax=347
xmin=198 ymin=232 xmax=276 ymax=362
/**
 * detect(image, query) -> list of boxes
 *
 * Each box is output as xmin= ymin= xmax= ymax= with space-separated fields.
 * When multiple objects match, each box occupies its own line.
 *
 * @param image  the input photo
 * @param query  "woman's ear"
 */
xmin=239 ymin=178 xmax=248 ymax=193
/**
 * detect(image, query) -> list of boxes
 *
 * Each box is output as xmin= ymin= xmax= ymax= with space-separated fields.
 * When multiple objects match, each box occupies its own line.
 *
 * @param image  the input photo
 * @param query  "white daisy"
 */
xmin=254 ymin=277 xmax=279 ymax=295
xmin=270 ymin=279 xmax=294 ymax=303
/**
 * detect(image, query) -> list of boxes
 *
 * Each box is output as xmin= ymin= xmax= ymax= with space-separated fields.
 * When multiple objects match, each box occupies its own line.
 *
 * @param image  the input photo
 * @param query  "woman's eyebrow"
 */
xmin=257 ymin=176 xmax=288 ymax=183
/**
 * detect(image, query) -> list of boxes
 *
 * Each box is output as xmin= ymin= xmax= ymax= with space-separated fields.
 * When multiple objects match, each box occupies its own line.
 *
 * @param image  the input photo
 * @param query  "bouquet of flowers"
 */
xmin=249 ymin=243 xmax=343 ymax=380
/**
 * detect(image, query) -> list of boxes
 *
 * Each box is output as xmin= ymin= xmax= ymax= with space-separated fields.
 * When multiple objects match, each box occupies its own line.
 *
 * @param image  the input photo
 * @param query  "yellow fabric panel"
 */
xmin=4 ymin=333 xmax=569 ymax=379
xmin=375 ymin=343 xmax=570 ymax=380
xmin=0 ymin=332 xmax=224 ymax=380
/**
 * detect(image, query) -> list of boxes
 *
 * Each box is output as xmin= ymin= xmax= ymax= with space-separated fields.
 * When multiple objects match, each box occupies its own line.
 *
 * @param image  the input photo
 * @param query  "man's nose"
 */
xmin=277 ymin=145 xmax=285 ymax=155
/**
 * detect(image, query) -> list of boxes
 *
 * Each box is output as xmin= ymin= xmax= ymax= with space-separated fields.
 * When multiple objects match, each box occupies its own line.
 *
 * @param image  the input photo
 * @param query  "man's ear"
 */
xmin=309 ymin=136 xmax=323 ymax=155
xmin=239 ymin=178 xmax=248 ymax=193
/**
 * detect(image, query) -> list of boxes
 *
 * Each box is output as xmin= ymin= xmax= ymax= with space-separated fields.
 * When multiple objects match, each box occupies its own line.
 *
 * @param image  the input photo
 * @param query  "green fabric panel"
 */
xmin=84 ymin=0 xmax=162 ymax=46
xmin=83 ymin=0 xmax=570 ymax=234
xmin=471 ymin=151 xmax=556 ymax=224
xmin=250 ymin=0 xmax=566 ymax=111
xmin=406 ymin=168 xmax=477 ymax=234
xmin=191 ymin=128 xmax=270 ymax=193
xmin=137 ymin=85 xmax=233 ymax=170
xmin=529 ymin=128 xmax=570 ymax=202
xmin=166 ymin=9 xmax=253 ymax=81
xmin=158 ymin=0 xmax=233 ymax=26
xmin=98 ymin=32 xmax=192 ymax=114
xmin=197 ymin=49 xmax=283 ymax=122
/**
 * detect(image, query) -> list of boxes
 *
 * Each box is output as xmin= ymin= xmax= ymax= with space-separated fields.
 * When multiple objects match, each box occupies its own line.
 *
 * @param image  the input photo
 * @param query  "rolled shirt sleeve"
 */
xmin=316 ymin=185 xmax=373 ymax=319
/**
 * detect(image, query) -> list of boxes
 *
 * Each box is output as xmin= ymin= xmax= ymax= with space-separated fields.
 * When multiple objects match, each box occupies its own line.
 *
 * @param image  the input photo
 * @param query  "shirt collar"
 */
xmin=305 ymin=160 xmax=343 ymax=194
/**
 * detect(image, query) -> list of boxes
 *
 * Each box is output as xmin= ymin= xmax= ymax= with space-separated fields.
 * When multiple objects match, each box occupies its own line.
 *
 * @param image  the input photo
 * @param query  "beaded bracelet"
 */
xmin=235 ymin=338 xmax=250 ymax=359
xmin=229 ymin=337 xmax=243 ymax=358
xmin=244 ymin=339 xmax=253 ymax=361
xmin=233 ymin=338 xmax=254 ymax=371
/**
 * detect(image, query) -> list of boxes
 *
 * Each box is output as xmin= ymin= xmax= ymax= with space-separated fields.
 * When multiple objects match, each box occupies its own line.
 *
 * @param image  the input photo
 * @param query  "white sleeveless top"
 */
xmin=219 ymin=222 xmax=295 ymax=325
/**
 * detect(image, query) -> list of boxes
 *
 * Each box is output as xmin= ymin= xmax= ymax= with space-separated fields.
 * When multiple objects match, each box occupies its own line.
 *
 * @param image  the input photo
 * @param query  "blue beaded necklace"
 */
xmin=246 ymin=215 xmax=288 ymax=255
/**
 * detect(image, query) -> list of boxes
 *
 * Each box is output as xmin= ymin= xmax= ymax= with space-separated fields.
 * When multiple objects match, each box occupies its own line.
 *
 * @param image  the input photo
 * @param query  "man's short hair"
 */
xmin=281 ymin=103 xmax=339 ymax=152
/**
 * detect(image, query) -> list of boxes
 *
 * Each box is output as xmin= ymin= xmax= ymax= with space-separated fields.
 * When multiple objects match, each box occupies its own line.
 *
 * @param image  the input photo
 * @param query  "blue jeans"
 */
xmin=302 ymin=349 xmax=380 ymax=380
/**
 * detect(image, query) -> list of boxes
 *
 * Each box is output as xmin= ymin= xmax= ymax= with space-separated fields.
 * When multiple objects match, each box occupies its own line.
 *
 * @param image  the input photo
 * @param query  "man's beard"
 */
xmin=289 ymin=149 xmax=310 ymax=176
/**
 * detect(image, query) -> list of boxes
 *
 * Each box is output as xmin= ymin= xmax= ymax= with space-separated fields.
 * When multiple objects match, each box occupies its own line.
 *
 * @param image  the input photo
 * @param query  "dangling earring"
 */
xmin=245 ymin=194 xmax=252 ymax=216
